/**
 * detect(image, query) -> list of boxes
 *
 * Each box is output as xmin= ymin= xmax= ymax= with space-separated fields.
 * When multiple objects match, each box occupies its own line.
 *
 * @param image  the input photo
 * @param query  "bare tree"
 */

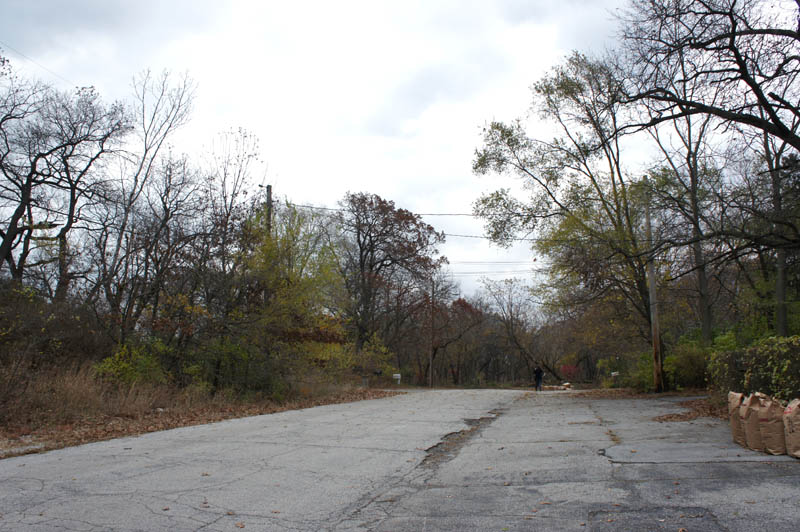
xmin=0 ymin=77 xmax=128 ymax=285
xmin=645 ymin=102 xmax=723 ymax=343
xmin=481 ymin=278 xmax=562 ymax=380
xmin=86 ymin=70 xmax=194 ymax=341
xmin=618 ymin=0 xmax=800 ymax=151
xmin=334 ymin=192 xmax=445 ymax=351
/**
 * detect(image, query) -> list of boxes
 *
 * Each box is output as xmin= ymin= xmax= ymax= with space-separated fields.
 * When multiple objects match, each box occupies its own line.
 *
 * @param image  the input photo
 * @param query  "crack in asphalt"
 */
xmin=331 ymin=408 xmax=507 ymax=531
xmin=419 ymin=409 xmax=502 ymax=470
xmin=584 ymin=400 xmax=732 ymax=532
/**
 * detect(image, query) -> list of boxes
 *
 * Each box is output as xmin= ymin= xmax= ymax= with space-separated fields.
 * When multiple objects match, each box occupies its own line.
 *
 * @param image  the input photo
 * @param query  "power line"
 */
xmin=444 ymin=232 xmax=537 ymax=242
xmin=287 ymin=200 xmax=661 ymax=245
xmin=289 ymin=203 xmax=341 ymax=212
xmin=419 ymin=213 xmax=475 ymax=216
xmin=287 ymin=201 xmax=665 ymax=248
xmin=287 ymin=201 xmax=491 ymax=218
xmin=0 ymin=39 xmax=76 ymax=87
xmin=449 ymin=270 xmax=533 ymax=276
xmin=449 ymin=261 xmax=532 ymax=264
xmin=284 ymin=202 xmax=541 ymax=241
xmin=287 ymin=201 xmax=478 ymax=216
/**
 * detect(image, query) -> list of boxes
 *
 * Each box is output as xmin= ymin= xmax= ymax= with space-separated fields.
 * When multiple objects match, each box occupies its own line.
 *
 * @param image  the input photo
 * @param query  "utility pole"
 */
xmin=644 ymin=176 xmax=664 ymax=392
xmin=266 ymin=184 xmax=273 ymax=235
xmin=429 ymin=276 xmax=434 ymax=388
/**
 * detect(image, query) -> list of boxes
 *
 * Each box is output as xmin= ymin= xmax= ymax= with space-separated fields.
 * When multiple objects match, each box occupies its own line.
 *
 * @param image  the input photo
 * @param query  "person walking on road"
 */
xmin=533 ymin=366 xmax=544 ymax=392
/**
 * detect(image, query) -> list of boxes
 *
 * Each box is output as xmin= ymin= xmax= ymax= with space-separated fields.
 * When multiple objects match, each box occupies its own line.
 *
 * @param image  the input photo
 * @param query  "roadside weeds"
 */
xmin=1 ymin=388 xmax=400 ymax=459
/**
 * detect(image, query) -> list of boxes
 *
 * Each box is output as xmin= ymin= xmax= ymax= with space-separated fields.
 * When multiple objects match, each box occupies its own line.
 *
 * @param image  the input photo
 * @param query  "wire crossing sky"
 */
xmin=0 ymin=0 xmax=625 ymax=293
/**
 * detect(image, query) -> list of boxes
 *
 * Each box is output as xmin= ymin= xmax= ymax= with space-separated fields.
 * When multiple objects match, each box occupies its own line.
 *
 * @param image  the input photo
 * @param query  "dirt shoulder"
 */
xmin=570 ymin=388 xmax=727 ymax=421
xmin=1 ymin=388 xmax=400 ymax=459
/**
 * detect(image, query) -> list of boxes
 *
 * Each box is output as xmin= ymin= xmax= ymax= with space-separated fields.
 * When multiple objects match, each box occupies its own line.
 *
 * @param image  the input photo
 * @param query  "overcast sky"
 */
xmin=0 ymin=0 xmax=625 ymax=295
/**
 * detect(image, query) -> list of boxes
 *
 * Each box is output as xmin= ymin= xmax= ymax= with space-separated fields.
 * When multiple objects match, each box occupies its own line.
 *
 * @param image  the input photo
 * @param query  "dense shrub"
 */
xmin=597 ymin=352 xmax=655 ymax=392
xmin=94 ymin=342 xmax=168 ymax=385
xmin=664 ymin=342 xmax=708 ymax=390
xmin=1 ymin=282 xmax=114 ymax=408
xmin=598 ymin=342 xmax=709 ymax=392
xmin=0 ymin=283 xmax=112 ymax=367
xmin=709 ymin=335 xmax=800 ymax=401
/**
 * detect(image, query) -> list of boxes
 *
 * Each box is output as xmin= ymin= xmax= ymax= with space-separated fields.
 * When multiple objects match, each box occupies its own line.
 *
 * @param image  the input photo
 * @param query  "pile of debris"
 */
xmin=542 ymin=382 xmax=573 ymax=391
xmin=728 ymin=392 xmax=800 ymax=458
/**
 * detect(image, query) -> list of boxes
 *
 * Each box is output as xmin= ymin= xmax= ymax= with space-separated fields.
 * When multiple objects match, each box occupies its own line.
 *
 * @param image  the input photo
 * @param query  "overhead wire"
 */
xmin=285 ymin=201 xmax=661 ymax=247
xmin=449 ymin=271 xmax=533 ymax=276
xmin=0 ymin=38 xmax=77 ymax=87
xmin=0 ymin=42 xmax=540 ymax=282
xmin=284 ymin=202 xmax=543 ymax=242
xmin=449 ymin=261 xmax=532 ymax=264
xmin=282 ymin=202 xmax=541 ymax=278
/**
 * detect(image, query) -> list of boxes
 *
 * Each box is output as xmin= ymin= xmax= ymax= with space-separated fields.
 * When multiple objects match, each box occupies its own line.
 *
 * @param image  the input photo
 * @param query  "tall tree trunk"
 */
xmin=692 ymin=240 xmax=713 ymax=344
xmin=767 ymin=140 xmax=788 ymax=336
xmin=54 ymin=234 xmax=71 ymax=302
xmin=776 ymin=247 xmax=788 ymax=337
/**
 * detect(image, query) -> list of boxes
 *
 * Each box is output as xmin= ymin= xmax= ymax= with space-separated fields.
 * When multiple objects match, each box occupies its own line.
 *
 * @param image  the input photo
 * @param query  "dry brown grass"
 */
xmin=652 ymin=395 xmax=727 ymax=422
xmin=0 ymin=366 xmax=401 ymax=459
xmin=3 ymin=365 xmax=178 ymax=426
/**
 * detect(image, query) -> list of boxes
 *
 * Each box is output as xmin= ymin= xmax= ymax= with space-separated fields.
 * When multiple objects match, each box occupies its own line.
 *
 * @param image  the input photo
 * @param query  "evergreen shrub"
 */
xmin=709 ymin=335 xmax=800 ymax=401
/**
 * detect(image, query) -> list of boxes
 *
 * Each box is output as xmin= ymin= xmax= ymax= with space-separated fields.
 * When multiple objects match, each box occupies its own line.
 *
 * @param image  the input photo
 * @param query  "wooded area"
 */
xmin=2 ymin=0 xmax=800 ymax=421
xmin=0 ymin=64 xmax=548 ymax=417
xmin=474 ymin=0 xmax=800 ymax=396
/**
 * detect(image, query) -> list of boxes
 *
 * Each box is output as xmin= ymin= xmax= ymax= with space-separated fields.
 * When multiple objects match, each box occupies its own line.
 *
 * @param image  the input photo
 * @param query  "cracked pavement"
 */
xmin=1 ymin=390 xmax=798 ymax=531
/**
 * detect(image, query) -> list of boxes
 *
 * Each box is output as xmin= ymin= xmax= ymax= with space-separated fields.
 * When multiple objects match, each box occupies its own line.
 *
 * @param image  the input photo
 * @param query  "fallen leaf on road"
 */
xmin=540 ymin=502 xmax=551 ymax=505
xmin=227 ymin=511 xmax=235 ymax=516
xmin=503 ymin=482 xmax=511 ymax=486
xmin=162 ymin=507 xmax=169 ymax=511
xmin=201 ymin=472 xmax=210 ymax=477
xmin=630 ymin=450 xmax=637 ymax=453
xmin=272 ymin=510 xmax=280 ymax=514
xmin=235 ymin=523 xmax=245 ymax=529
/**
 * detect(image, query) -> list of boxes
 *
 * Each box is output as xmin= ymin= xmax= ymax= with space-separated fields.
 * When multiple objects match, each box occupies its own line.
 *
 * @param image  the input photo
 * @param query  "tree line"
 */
xmin=474 ymin=0 xmax=800 ymax=391
xmin=0 ymin=59 xmax=556 ymax=407
xmin=8 ymin=0 xmax=796 ymax=400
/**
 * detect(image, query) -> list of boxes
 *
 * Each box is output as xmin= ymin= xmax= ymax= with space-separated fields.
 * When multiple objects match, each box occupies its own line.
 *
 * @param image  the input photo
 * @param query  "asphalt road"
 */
xmin=1 ymin=390 xmax=798 ymax=531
